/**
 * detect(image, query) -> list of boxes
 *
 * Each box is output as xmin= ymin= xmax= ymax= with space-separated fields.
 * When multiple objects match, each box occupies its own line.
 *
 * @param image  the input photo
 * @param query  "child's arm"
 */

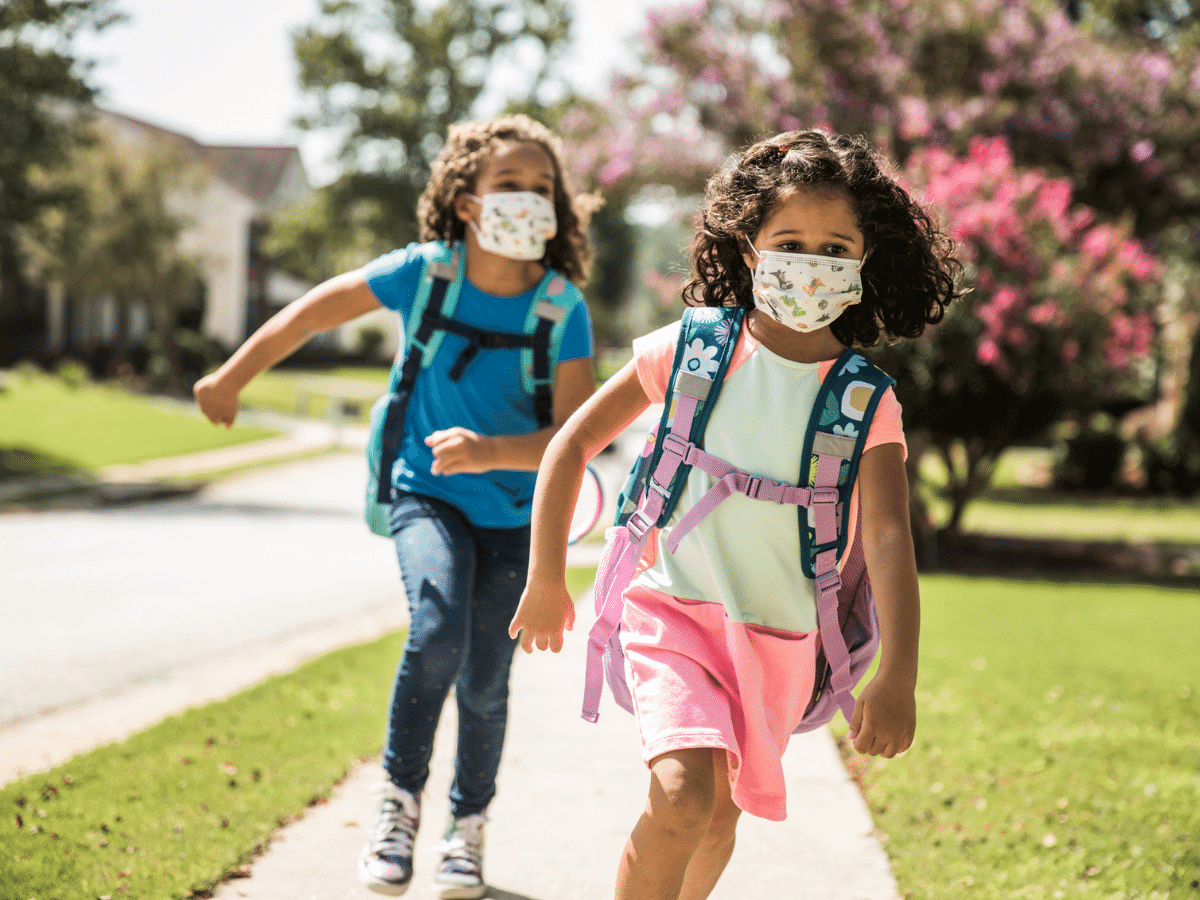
xmin=852 ymin=441 xmax=920 ymax=757
xmin=194 ymin=272 xmax=382 ymax=428
xmin=509 ymin=360 xmax=652 ymax=653
xmin=422 ymin=355 xmax=595 ymax=475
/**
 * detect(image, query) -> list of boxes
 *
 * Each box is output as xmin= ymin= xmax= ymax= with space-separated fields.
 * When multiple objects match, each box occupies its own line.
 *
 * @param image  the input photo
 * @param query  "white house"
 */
xmin=43 ymin=109 xmax=316 ymax=356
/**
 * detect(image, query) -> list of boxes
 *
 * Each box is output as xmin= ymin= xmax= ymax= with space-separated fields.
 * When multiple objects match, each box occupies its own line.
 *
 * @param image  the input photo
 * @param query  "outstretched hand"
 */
xmin=508 ymin=579 xmax=575 ymax=654
xmin=194 ymin=373 xmax=239 ymax=429
xmin=847 ymin=673 xmax=916 ymax=758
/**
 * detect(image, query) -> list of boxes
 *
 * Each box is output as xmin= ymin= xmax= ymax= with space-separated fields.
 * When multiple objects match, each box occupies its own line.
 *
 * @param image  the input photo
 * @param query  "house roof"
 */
xmin=96 ymin=108 xmax=307 ymax=207
xmin=202 ymin=145 xmax=302 ymax=205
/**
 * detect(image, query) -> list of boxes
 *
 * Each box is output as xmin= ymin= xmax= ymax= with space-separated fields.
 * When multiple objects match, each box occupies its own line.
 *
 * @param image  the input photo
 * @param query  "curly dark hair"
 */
xmin=416 ymin=115 xmax=597 ymax=285
xmin=682 ymin=130 xmax=962 ymax=346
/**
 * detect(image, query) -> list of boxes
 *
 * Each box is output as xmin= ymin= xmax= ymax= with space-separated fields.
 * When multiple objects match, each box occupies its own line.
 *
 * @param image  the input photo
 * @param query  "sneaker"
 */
xmin=433 ymin=812 xmax=487 ymax=899
xmin=358 ymin=782 xmax=421 ymax=895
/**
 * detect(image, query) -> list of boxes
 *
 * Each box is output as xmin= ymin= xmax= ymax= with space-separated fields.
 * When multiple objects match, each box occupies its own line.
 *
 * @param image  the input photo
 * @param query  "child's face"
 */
xmin=455 ymin=140 xmax=557 ymax=223
xmin=742 ymin=188 xmax=864 ymax=271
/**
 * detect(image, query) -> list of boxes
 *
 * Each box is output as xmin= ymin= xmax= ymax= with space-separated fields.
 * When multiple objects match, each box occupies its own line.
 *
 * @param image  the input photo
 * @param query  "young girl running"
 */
xmin=195 ymin=115 xmax=596 ymax=899
xmin=509 ymin=129 xmax=961 ymax=900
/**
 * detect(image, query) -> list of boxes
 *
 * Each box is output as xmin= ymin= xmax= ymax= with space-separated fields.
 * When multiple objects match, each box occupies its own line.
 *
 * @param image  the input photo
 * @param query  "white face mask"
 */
xmin=466 ymin=191 xmax=557 ymax=261
xmin=747 ymin=240 xmax=864 ymax=333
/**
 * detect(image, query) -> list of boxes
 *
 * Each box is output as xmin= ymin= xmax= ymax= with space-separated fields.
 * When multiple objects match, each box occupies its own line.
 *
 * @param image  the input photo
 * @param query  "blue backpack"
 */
xmin=365 ymin=241 xmax=583 ymax=536
xmin=584 ymin=306 xmax=894 ymax=732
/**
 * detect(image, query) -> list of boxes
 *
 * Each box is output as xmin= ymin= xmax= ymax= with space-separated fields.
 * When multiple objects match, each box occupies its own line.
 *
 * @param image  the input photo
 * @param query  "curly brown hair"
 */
xmin=416 ymin=115 xmax=597 ymax=285
xmin=682 ymin=130 xmax=962 ymax=346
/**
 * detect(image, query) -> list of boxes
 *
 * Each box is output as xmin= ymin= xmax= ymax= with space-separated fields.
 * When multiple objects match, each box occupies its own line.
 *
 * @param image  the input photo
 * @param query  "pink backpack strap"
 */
xmin=811 ymin=451 xmax=856 ymax=724
xmin=581 ymin=384 xmax=706 ymax=722
xmin=662 ymin=436 xmax=836 ymax=553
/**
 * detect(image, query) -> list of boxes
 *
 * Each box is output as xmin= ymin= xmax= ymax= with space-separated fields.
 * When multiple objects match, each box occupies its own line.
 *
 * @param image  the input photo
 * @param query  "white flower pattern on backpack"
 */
xmin=680 ymin=338 xmax=720 ymax=379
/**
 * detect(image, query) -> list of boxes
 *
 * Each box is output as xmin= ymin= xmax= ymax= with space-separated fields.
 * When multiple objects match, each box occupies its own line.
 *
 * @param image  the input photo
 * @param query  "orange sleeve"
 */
xmin=864 ymin=386 xmax=907 ymax=459
xmin=631 ymin=321 xmax=682 ymax=405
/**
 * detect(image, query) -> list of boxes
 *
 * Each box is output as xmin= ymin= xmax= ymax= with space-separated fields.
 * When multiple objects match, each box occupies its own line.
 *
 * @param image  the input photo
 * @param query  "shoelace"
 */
xmin=438 ymin=815 xmax=484 ymax=874
xmin=371 ymin=795 xmax=418 ymax=860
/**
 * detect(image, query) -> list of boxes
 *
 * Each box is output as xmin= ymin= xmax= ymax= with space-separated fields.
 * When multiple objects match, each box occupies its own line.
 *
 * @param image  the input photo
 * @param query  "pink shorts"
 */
xmin=620 ymin=585 xmax=821 ymax=821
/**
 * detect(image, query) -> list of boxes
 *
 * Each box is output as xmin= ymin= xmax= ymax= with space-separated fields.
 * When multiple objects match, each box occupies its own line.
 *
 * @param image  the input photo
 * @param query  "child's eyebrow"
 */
xmin=769 ymin=227 xmax=860 ymax=243
xmin=490 ymin=166 xmax=554 ymax=180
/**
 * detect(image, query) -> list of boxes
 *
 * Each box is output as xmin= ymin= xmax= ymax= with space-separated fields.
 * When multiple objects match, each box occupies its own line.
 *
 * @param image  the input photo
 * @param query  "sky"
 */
xmin=77 ymin=0 xmax=666 ymax=186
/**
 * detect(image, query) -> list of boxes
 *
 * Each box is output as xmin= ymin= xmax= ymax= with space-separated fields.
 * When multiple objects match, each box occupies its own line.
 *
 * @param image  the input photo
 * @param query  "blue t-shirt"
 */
xmin=363 ymin=242 xmax=594 ymax=529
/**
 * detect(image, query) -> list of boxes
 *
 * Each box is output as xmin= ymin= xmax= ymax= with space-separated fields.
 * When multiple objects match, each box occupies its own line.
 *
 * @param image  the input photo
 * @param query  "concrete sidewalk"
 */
xmin=210 ymin=596 xmax=901 ymax=900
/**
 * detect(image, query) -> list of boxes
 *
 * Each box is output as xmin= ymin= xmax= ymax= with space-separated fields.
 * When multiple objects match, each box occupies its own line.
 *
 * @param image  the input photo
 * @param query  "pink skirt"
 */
xmin=620 ymin=585 xmax=821 ymax=821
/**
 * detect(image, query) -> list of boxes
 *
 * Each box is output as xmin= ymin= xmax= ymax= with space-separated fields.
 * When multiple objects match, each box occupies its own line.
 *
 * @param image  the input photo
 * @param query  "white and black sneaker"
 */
xmin=433 ymin=812 xmax=487 ymax=899
xmin=358 ymin=782 xmax=421 ymax=895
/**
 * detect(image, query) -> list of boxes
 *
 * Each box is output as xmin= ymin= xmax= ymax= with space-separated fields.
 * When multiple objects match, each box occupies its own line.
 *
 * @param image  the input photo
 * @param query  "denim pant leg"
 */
xmin=383 ymin=494 xmax=476 ymax=796
xmin=449 ymin=522 xmax=529 ymax=817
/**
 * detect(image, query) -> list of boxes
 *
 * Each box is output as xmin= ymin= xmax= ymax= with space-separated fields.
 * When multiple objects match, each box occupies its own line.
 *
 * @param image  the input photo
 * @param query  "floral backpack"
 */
xmin=583 ymin=306 xmax=894 ymax=733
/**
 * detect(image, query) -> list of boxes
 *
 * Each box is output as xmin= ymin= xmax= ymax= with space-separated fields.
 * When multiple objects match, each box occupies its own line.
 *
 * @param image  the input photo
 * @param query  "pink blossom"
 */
xmin=977 ymin=339 xmax=1002 ymax=366
xmin=1004 ymin=325 xmax=1030 ymax=348
xmin=1130 ymin=139 xmax=1155 ymax=163
xmin=597 ymin=156 xmax=632 ymax=187
xmin=1027 ymin=302 xmax=1061 ymax=325
xmin=898 ymin=96 xmax=931 ymax=140
xmin=1142 ymin=54 xmax=1172 ymax=83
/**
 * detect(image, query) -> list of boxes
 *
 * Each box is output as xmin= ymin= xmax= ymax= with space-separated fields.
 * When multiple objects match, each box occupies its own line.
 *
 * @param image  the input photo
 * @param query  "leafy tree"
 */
xmin=0 ymin=0 xmax=123 ymax=287
xmin=286 ymin=0 xmax=573 ymax=268
xmin=22 ymin=125 xmax=204 ymax=390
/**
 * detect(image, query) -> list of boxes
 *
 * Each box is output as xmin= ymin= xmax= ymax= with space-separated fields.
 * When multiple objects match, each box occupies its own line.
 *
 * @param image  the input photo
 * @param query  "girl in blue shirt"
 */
xmin=195 ymin=115 xmax=596 ymax=899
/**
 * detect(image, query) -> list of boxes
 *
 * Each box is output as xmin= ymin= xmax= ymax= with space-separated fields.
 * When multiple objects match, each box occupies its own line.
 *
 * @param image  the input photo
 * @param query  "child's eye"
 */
xmin=824 ymin=245 xmax=848 ymax=256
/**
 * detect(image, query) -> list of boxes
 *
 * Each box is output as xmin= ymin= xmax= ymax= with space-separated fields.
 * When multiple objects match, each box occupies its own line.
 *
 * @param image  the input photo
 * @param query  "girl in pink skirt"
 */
xmin=510 ymin=129 xmax=962 ymax=900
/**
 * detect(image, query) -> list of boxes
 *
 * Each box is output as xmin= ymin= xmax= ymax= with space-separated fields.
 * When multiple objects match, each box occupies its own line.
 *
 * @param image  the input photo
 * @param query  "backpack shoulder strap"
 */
xmin=373 ymin=242 xmax=461 ymax=505
xmin=520 ymin=271 xmax=583 ymax=428
xmin=798 ymin=348 xmax=895 ymax=578
xmin=617 ymin=307 xmax=744 ymax=530
xmin=400 ymin=241 xmax=464 ymax=377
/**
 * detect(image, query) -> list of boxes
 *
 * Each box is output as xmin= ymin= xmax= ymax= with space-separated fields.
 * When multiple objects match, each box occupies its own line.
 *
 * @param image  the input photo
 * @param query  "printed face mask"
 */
xmin=747 ymin=241 xmax=863 ymax=333
xmin=466 ymin=191 xmax=557 ymax=261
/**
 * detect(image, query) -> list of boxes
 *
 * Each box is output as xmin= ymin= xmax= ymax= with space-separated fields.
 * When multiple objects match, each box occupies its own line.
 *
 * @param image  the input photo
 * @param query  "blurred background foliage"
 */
xmin=4 ymin=0 xmax=1200 ymax=538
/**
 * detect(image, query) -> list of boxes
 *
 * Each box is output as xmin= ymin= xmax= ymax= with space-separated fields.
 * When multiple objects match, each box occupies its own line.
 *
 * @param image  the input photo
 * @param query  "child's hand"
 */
xmin=508 ymin=578 xmax=575 ymax=653
xmin=194 ymin=373 xmax=239 ymax=429
xmin=847 ymin=673 xmax=916 ymax=758
xmin=426 ymin=427 xmax=494 ymax=475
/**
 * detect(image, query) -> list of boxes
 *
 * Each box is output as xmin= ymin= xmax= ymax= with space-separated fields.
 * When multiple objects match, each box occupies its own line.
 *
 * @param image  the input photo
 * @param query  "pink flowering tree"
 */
xmin=873 ymin=138 xmax=1160 ymax=536
xmin=559 ymin=0 xmax=1192 ymax=529
xmin=564 ymin=0 xmax=1200 ymax=240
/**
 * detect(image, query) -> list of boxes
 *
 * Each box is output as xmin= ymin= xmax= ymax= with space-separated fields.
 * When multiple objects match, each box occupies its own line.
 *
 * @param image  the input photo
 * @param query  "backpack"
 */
xmin=365 ymin=241 xmax=582 ymax=536
xmin=582 ymin=306 xmax=895 ymax=733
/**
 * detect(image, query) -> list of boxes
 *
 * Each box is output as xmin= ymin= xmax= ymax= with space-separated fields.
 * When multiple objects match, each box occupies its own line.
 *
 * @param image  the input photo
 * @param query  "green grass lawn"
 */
xmin=962 ymin=494 xmax=1200 ymax=546
xmin=0 ymin=566 xmax=597 ymax=900
xmin=915 ymin=446 xmax=1200 ymax=547
xmin=238 ymin=367 xmax=390 ymax=425
xmin=836 ymin=574 xmax=1199 ymax=899
xmin=0 ymin=374 xmax=275 ymax=477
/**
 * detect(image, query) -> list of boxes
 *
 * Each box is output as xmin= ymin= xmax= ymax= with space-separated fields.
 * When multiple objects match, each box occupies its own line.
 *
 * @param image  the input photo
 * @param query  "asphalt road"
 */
xmin=0 ymin=452 xmax=402 ymax=730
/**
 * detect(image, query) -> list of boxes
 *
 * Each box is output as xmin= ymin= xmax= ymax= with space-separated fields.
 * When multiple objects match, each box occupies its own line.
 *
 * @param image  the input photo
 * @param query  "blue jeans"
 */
xmin=383 ymin=492 xmax=529 ymax=818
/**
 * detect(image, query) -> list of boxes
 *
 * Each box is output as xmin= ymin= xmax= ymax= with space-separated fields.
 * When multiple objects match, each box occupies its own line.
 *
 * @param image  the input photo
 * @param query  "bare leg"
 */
xmin=614 ymin=748 xmax=718 ymax=900
xmin=678 ymin=750 xmax=741 ymax=900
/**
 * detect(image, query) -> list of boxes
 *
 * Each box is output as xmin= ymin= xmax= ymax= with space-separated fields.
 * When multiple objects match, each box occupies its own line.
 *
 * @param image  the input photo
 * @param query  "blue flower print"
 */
xmin=680 ymin=338 xmax=720 ymax=378
xmin=832 ymin=422 xmax=859 ymax=438
xmin=839 ymin=353 xmax=867 ymax=376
